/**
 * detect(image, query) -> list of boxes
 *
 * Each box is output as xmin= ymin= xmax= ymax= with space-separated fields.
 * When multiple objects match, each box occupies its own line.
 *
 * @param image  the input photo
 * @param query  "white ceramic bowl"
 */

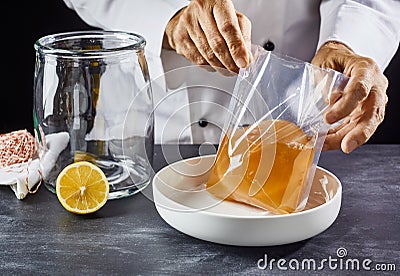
xmin=153 ymin=154 xmax=342 ymax=246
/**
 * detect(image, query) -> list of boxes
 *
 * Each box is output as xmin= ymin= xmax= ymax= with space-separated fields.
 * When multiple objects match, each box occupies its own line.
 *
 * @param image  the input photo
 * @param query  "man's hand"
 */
xmin=163 ymin=0 xmax=251 ymax=73
xmin=312 ymin=41 xmax=388 ymax=153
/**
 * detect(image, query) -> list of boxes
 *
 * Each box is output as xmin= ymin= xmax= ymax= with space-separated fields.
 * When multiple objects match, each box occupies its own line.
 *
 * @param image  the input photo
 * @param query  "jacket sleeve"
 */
xmin=63 ymin=0 xmax=190 ymax=56
xmin=317 ymin=0 xmax=400 ymax=71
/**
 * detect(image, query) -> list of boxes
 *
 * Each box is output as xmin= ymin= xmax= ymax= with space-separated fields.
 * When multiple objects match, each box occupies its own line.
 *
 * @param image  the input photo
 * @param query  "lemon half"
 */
xmin=56 ymin=161 xmax=109 ymax=214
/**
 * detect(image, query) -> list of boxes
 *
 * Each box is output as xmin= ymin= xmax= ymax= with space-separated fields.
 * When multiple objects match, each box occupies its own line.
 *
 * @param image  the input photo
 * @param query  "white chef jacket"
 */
xmin=63 ymin=0 xmax=400 ymax=144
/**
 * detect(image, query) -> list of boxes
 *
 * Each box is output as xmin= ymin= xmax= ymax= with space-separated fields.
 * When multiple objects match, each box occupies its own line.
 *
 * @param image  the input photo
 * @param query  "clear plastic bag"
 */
xmin=206 ymin=46 xmax=349 ymax=214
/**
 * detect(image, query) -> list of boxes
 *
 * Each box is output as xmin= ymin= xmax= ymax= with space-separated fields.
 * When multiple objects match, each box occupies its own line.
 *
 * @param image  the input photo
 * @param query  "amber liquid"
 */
xmin=206 ymin=120 xmax=315 ymax=214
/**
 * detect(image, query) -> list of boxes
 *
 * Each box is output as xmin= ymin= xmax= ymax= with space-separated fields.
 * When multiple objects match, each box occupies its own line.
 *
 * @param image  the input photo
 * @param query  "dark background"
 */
xmin=2 ymin=1 xmax=399 ymax=143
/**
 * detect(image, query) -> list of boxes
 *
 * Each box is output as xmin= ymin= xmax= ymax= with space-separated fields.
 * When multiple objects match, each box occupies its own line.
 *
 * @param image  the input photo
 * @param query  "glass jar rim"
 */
xmin=34 ymin=30 xmax=146 ymax=58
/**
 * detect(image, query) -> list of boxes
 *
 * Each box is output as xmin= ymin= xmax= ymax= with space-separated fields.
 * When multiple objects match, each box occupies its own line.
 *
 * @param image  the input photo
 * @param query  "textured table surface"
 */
xmin=0 ymin=144 xmax=399 ymax=275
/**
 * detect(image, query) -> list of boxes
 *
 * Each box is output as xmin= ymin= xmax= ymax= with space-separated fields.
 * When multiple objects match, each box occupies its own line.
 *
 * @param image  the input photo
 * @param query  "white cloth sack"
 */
xmin=0 ymin=132 xmax=69 ymax=199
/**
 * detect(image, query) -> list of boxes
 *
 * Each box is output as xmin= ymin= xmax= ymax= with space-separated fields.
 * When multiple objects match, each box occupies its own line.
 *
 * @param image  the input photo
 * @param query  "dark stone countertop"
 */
xmin=0 ymin=144 xmax=399 ymax=275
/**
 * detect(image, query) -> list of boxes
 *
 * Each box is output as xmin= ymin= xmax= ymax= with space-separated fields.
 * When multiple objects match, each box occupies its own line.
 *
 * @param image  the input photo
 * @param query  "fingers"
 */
xmin=236 ymin=11 xmax=252 ymax=62
xmin=323 ymin=117 xmax=356 ymax=152
xmin=186 ymin=20 xmax=227 ymax=70
xmin=213 ymin=1 xmax=250 ymax=68
xmin=164 ymin=0 xmax=252 ymax=73
xmin=174 ymin=31 xmax=208 ymax=67
xmin=312 ymin=42 xmax=390 ymax=153
xmin=323 ymin=89 xmax=387 ymax=153
xmin=340 ymin=89 xmax=387 ymax=153
xmin=325 ymin=58 xmax=385 ymax=124
xmin=199 ymin=16 xmax=239 ymax=72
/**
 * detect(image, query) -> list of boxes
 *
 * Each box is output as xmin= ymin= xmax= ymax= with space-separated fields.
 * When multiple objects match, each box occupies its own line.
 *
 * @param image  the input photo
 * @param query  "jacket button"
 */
xmin=263 ymin=40 xmax=275 ymax=51
xmin=198 ymin=119 xmax=208 ymax=128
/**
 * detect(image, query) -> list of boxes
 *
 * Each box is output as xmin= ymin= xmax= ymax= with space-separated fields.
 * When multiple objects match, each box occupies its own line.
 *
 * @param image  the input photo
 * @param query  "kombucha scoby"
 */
xmin=206 ymin=119 xmax=315 ymax=214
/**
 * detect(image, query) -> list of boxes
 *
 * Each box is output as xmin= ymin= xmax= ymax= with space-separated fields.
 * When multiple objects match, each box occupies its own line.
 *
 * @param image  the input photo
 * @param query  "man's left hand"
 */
xmin=311 ymin=41 xmax=388 ymax=153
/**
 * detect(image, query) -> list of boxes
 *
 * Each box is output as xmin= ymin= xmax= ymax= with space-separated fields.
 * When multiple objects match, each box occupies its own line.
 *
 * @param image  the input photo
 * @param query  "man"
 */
xmin=63 ymin=0 xmax=400 ymax=153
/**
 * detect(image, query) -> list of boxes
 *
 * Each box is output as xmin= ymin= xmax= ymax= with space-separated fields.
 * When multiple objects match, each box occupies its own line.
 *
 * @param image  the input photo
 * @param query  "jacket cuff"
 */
xmin=317 ymin=0 xmax=400 ymax=71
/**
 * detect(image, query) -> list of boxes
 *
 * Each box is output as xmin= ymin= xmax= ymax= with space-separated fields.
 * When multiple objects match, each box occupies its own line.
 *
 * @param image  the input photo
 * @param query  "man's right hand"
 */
xmin=163 ymin=0 xmax=252 ymax=73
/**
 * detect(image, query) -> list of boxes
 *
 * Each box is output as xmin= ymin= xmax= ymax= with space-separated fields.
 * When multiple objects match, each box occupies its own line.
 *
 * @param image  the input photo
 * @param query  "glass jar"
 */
xmin=33 ymin=30 xmax=154 ymax=199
